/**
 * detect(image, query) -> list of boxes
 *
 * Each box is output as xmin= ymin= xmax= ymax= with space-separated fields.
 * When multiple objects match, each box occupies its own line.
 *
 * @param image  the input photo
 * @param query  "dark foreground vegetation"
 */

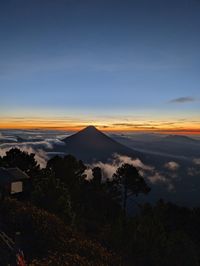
xmin=0 ymin=148 xmax=200 ymax=265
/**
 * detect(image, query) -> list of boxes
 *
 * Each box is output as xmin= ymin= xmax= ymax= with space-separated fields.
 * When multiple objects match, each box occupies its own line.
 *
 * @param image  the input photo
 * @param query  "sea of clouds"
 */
xmin=0 ymin=129 xmax=69 ymax=168
xmin=1 ymin=129 xmax=200 ymax=195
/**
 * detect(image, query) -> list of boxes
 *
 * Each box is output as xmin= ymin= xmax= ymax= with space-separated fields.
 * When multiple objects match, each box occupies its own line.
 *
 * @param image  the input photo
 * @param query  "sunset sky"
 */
xmin=0 ymin=0 xmax=200 ymax=133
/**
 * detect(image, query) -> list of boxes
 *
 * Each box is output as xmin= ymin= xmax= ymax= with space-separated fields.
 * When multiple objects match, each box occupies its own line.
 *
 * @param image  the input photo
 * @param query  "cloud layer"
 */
xmin=0 ymin=130 xmax=67 ymax=168
xmin=85 ymin=154 xmax=179 ymax=191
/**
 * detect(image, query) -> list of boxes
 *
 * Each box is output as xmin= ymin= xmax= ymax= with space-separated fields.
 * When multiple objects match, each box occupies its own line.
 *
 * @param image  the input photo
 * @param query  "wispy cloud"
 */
xmin=169 ymin=97 xmax=197 ymax=104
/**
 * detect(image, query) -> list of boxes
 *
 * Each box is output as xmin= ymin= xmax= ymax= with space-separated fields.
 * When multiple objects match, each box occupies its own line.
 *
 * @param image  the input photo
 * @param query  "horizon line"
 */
xmin=0 ymin=125 xmax=200 ymax=135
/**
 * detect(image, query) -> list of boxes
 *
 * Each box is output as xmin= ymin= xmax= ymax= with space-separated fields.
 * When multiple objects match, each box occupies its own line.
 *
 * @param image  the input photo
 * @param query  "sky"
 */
xmin=0 ymin=0 xmax=200 ymax=133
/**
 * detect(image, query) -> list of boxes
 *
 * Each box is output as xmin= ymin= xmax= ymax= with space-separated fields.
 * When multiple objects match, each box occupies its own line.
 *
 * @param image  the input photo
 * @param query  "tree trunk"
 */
xmin=123 ymin=183 xmax=127 ymax=217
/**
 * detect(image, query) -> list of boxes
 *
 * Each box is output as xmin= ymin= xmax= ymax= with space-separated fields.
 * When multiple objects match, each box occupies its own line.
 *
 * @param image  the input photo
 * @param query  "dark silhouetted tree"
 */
xmin=47 ymin=155 xmax=86 ymax=211
xmin=0 ymin=156 xmax=4 ymax=167
xmin=31 ymin=172 xmax=74 ymax=224
xmin=47 ymin=155 xmax=86 ymax=188
xmin=2 ymin=148 xmax=39 ymax=176
xmin=91 ymin=167 xmax=102 ymax=186
xmin=113 ymin=163 xmax=150 ymax=215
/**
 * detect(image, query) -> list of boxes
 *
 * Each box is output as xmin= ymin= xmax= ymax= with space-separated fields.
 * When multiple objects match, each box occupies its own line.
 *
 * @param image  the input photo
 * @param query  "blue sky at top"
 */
xmin=0 ymin=0 xmax=200 ymax=129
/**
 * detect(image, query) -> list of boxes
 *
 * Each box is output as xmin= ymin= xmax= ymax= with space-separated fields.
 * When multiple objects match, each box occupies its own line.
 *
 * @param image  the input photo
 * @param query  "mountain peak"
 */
xmin=77 ymin=125 xmax=104 ymax=137
xmin=82 ymin=125 xmax=99 ymax=132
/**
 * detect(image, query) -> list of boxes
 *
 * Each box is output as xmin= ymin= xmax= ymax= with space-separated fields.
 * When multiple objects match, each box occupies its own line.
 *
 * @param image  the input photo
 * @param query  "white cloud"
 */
xmin=187 ymin=167 xmax=200 ymax=177
xmin=148 ymin=172 xmax=175 ymax=191
xmin=193 ymin=158 xmax=200 ymax=165
xmin=85 ymin=154 xmax=176 ymax=192
xmin=148 ymin=172 xmax=167 ymax=184
xmin=164 ymin=161 xmax=180 ymax=171
xmin=85 ymin=154 xmax=154 ymax=181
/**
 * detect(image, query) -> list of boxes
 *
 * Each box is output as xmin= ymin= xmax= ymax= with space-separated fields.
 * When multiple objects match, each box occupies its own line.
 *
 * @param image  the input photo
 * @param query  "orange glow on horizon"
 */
xmin=0 ymin=119 xmax=200 ymax=135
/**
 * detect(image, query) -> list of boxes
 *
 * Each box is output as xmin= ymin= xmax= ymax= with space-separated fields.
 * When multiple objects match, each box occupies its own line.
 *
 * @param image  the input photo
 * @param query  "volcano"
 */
xmin=59 ymin=126 xmax=139 ymax=162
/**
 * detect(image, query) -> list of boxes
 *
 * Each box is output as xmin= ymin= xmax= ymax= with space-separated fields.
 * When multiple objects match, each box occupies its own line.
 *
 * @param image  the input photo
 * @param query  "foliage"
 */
xmin=1 ymin=149 xmax=200 ymax=265
xmin=0 ymin=199 xmax=121 ymax=265
xmin=0 ymin=148 xmax=40 ymax=176
xmin=31 ymin=171 xmax=74 ymax=224
xmin=47 ymin=155 xmax=86 ymax=188
xmin=112 ymin=163 xmax=150 ymax=214
xmin=47 ymin=155 xmax=86 ymax=209
xmin=105 ymin=200 xmax=200 ymax=266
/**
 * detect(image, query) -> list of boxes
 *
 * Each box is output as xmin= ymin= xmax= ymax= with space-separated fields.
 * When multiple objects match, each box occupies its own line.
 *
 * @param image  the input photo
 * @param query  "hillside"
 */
xmin=0 ymin=199 xmax=120 ymax=266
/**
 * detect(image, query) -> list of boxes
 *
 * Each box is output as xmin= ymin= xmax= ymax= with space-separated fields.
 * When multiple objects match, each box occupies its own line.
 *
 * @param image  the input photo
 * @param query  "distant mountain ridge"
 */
xmin=163 ymin=135 xmax=197 ymax=143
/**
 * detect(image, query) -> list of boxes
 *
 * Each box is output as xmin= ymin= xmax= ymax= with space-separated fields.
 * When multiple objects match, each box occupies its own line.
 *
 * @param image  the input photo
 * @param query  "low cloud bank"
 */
xmin=0 ymin=138 xmax=65 ymax=150
xmin=86 ymin=154 xmax=178 ymax=191
xmin=85 ymin=154 xmax=154 ymax=180
xmin=0 ymin=136 xmax=65 ymax=168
